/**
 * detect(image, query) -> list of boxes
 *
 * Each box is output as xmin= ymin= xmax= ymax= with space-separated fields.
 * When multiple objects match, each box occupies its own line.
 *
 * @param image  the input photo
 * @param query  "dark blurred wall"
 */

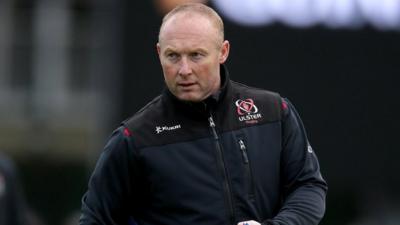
xmin=122 ymin=1 xmax=400 ymax=224
xmin=120 ymin=2 xmax=165 ymax=122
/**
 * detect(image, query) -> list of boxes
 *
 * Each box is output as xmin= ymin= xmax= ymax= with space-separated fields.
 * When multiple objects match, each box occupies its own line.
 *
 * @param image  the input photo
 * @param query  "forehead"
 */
xmin=159 ymin=13 xmax=220 ymax=47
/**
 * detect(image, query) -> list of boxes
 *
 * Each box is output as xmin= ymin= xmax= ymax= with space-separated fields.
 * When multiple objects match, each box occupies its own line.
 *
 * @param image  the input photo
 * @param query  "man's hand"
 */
xmin=237 ymin=220 xmax=261 ymax=225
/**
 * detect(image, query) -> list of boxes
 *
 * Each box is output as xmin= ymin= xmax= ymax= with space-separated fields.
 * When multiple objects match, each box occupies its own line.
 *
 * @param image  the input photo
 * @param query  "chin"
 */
xmin=176 ymin=94 xmax=204 ymax=102
xmin=179 ymin=97 xmax=203 ymax=102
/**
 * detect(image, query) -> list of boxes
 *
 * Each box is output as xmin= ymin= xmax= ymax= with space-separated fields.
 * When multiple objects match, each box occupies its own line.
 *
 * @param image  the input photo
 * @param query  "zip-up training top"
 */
xmin=80 ymin=65 xmax=327 ymax=225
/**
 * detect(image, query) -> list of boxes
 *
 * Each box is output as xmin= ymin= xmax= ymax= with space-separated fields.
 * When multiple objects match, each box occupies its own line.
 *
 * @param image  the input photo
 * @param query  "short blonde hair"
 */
xmin=158 ymin=3 xmax=224 ymax=43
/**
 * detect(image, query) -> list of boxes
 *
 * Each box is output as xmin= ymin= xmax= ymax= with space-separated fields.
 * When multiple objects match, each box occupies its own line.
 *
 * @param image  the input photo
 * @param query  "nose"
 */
xmin=178 ymin=57 xmax=192 ymax=76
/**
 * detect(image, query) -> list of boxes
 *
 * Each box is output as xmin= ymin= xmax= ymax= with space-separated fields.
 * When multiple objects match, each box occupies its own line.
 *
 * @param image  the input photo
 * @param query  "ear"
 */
xmin=219 ymin=40 xmax=230 ymax=64
xmin=156 ymin=43 xmax=161 ymax=56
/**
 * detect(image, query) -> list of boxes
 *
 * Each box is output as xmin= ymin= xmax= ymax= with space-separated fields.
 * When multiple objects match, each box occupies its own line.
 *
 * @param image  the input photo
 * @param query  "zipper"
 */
xmin=208 ymin=115 xmax=235 ymax=224
xmin=238 ymin=139 xmax=255 ymax=200
xmin=239 ymin=140 xmax=249 ymax=163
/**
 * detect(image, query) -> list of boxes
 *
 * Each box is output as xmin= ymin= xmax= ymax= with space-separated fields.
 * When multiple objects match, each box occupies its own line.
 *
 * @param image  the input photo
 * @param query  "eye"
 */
xmin=166 ymin=52 xmax=179 ymax=61
xmin=190 ymin=52 xmax=204 ymax=60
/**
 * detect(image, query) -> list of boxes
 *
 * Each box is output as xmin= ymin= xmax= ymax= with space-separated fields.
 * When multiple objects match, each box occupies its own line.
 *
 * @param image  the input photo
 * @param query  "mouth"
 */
xmin=177 ymin=82 xmax=196 ymax=88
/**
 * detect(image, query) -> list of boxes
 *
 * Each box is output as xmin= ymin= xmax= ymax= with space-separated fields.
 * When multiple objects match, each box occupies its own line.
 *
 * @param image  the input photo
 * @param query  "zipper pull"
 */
xmin=208 ymin=116 xmax=216 ymax=128
xmin=208 ymin=116 xmax=219 ymax=140
xmin=239 ymin=140 xmax=249 ymax=163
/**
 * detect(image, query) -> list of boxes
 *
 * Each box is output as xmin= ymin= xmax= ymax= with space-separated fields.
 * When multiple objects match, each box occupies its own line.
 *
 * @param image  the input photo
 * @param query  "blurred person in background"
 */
xmin=0 ymin=153 xmax=27 ymax=225
xmin=80 ymin=3 xmax=327 ymax=225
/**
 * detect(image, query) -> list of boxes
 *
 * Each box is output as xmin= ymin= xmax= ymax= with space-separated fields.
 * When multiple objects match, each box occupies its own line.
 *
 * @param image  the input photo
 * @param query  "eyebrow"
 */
xmin=163 ymin=47 xmax=208 ymax=54
xmin=163 ymin=47 xmax=177 ymax=53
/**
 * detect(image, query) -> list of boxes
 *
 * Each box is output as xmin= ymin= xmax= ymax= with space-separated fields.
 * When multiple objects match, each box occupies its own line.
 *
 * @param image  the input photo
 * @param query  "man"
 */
xmin=80 ymin=3 xmax=327 ymax=225
xmin=0 ymin=153 xmax=28 ymax=225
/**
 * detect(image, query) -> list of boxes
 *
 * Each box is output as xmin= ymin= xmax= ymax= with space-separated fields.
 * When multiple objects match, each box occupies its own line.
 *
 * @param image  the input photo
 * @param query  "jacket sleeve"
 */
xmin=79 ymin=127 xmax=138 ymax=225
xmin=264 ymin=99 xmax=328 ymax=225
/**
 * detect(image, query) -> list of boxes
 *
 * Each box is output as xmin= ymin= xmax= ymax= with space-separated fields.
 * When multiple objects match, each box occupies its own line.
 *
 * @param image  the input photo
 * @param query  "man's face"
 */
xmin=157 ymin=13 xmax=229 ymax=102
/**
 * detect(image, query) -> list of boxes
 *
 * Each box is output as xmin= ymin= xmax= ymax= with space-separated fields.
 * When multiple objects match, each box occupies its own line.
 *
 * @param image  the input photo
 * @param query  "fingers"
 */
xmin=237 ymin=220 xmax=261 ymax=225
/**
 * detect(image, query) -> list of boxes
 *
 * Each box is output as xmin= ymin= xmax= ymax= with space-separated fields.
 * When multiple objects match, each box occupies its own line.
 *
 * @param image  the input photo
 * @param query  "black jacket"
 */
xmin=80 ymin=66 xmax=327 ymax=225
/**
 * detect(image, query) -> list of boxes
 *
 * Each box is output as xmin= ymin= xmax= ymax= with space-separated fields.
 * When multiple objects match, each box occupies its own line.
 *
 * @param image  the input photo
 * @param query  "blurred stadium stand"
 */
xmin=0 ymin=0 xmax=123 ymax=224
xmin=0 ymin=0 xmax=122 ymax=161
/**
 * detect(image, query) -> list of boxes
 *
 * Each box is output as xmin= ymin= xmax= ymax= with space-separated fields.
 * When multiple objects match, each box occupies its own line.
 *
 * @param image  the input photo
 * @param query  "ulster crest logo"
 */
xmin=236 ymin=99 xmax=258 ymax=115
xmin=235 ymin=98 xmax=262 ymax=124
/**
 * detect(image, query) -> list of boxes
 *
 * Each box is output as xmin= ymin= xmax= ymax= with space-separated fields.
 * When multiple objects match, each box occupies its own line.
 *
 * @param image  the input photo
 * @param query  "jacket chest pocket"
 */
xmin=236 ymin=137 xmax=255 ymax=200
